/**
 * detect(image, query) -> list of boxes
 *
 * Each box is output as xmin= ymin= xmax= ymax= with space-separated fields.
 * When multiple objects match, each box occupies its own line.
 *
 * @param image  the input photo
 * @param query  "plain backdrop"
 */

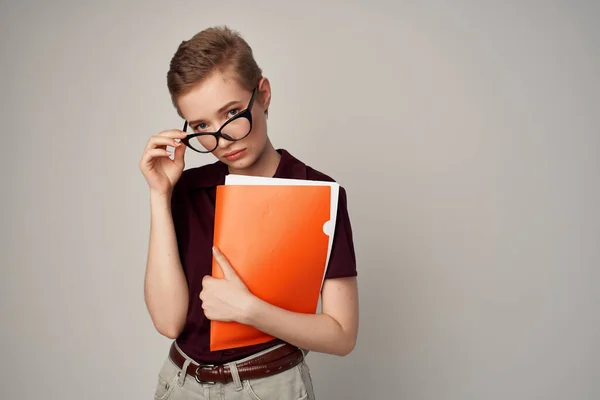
xmin=1 ymin=1 xmax=599 ymax=399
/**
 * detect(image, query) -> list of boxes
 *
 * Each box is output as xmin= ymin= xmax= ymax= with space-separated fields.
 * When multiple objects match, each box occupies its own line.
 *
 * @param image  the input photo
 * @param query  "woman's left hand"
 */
xmin=199 ymin=247 xmax=255 ymax=323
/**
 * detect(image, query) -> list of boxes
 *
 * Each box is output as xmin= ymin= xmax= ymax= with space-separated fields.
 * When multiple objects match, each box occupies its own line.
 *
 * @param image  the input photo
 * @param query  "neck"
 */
xmin=228 ymin=140 xmax=281 ymax=177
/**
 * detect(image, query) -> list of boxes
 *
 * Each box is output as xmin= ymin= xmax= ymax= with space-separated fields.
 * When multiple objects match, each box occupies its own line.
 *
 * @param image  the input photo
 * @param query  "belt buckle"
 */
xmin=194 ymin=364 xmax=216 ymax=385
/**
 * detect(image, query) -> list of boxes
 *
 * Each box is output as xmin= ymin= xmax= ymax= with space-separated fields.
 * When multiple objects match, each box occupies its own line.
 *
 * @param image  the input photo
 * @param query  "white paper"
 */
xmin=224 ymin=174 xmax=339 ymax=289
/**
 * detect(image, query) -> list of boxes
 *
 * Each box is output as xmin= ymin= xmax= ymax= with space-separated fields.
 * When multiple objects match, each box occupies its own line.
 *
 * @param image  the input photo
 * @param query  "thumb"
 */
xmin=212 ymin=246 xmax=239 ymax=281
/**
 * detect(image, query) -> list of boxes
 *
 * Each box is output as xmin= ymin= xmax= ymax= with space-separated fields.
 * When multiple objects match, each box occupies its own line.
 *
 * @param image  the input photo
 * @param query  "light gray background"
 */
xmin=1 ymin=1 xmax=599 ymax=399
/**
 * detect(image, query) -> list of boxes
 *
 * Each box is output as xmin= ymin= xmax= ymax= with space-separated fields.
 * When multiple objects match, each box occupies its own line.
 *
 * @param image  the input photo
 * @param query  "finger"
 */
xmin=140 ymin=148 xmax=172 ymax=166
xmin=202 ymin=275 xmax=214 ymax=286
xmin=145 ymin=135 xmax=183 ymax=152
xmin=158 ymin=130 xmax=188 ymax=148
xmin=157 ymin=129 xmax=188 ymax=138
xmin=212 ymin=246 xmax=238 ymax=280
xmin=173 ymin=137 xmax=187 ymax=168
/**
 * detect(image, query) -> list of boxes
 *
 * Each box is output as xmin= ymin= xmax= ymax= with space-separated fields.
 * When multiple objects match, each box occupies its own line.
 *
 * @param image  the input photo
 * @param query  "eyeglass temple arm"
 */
xmin=248 ymin=87 xmax=257 ymax=111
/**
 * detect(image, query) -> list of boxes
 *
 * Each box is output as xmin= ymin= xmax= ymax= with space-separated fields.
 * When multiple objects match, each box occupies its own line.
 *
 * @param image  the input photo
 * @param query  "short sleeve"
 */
xmin=170 ymin=179 xmax=188 ymax=270
xmin=324 ymin=186 xmax=358 ymax=279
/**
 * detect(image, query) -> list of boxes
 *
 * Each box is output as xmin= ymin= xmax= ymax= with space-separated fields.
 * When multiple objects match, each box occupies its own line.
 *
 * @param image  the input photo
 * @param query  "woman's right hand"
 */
xmin=139 ymin=130 xmax=188 ymax=196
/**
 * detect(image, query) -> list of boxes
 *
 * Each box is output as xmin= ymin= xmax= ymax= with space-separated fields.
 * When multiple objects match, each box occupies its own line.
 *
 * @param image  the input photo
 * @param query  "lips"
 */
xmin=223 ymin=148 xmax=247 ymax=161
xmin=224 ymin=149 xmax=244 ymax=158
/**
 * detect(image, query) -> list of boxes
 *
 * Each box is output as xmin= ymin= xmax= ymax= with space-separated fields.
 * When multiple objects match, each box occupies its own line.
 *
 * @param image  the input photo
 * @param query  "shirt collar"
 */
xmin=273 ymin=149 xmax=308 ymax=180
xmin=185 ymin=149 xmax=307 ymax=189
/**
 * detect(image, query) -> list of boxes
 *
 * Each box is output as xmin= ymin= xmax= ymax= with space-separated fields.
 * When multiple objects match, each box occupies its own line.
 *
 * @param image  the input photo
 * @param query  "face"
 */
xmin=177 ymin=71 xmax=271 ymax=170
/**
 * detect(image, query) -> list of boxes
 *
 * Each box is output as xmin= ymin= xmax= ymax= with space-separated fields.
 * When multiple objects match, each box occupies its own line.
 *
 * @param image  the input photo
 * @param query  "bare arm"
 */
xmin=201 ymin=248 xmax=359 ymax=356
xmin=243 ymin=277 xmax=359 ymax=356
xmin=143 ymin=192 xmax=189 ymax=338
xmin=139 ymin=129 xmax=189 ymax=339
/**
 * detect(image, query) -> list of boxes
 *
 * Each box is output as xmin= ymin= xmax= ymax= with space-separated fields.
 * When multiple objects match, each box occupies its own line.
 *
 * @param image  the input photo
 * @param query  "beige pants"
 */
xmin=153 ymin=341 xmax=316 ymax=400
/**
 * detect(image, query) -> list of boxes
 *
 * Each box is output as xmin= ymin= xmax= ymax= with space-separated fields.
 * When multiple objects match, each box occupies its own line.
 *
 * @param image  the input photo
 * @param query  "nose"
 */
xmin=217 ymin=134 xmax=234 ymax=150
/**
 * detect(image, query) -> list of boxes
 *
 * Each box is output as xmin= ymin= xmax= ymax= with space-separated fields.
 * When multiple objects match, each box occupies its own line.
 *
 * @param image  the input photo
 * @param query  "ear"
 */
xmin=257 ymin=77 xmax=271 ymax=114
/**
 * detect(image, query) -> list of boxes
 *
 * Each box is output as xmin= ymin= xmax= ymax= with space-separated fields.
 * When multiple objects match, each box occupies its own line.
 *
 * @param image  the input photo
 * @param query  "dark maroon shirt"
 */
xmin=170 ymin=149 xmax=357 ymax=364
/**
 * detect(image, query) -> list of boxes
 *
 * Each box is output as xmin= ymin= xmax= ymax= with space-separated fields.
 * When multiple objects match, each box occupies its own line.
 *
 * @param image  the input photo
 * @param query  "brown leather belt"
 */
xmin=169 ymin=342 xmax=304 ymax=384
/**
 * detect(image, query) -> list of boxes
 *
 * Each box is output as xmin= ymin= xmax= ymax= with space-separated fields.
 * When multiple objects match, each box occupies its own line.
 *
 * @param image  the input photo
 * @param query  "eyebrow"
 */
xmin=187 ymin=100 xmax=242 ymax=126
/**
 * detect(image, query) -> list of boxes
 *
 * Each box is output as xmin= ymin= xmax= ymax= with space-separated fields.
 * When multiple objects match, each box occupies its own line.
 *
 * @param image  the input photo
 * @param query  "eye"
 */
xmin=227 ymin=108 xmax=240 ymax=118
xmin=195 ymin=122 xmax=208 ymax=131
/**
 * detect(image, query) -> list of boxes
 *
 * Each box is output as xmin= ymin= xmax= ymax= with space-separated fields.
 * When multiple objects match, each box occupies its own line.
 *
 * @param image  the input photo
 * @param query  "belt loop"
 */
xmin=301 ymin=348 xmax=309 ymax=360
xmin=177 ymin=358 xmax=191 ymax=386
xmin=227 ymin=362 xmax=243 ymax=391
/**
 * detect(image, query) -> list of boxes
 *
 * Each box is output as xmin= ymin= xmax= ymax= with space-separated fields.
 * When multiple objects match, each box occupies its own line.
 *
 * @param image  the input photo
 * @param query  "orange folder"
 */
xmin=210 ymin=184 xmax=332 ymax=351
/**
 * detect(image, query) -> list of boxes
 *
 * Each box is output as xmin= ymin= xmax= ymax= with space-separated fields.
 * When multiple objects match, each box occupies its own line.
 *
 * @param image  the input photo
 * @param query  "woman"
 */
xmin=139 ymin=26 xmax=359 ymax=400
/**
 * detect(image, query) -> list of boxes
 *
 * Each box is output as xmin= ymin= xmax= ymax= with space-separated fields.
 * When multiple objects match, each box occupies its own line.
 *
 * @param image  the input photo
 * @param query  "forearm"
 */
xmin=243 ymin=298 xmax=356 ymax=356
xmin=144 ymin=191 xmax=189 ymax=338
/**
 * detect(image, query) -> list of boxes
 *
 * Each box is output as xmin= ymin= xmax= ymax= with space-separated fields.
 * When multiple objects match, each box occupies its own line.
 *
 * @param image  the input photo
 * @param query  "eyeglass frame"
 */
xmin=181 ymin=87 xmax=258 ymax=153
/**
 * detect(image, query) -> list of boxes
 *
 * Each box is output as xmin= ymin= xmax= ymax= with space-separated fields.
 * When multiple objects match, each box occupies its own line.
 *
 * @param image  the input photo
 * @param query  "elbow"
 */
xmin=335 ymin=336 xmax=357 ymax=357
xmin=159 ymin=327 xmax=180 ymax=340
xmin=154 ymin=319 xmax=184 ymax=339
xmin=145 ymin=299 xmax=187 ymax=339
xmin=156 ymin=324 xmax=182 ymax=339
